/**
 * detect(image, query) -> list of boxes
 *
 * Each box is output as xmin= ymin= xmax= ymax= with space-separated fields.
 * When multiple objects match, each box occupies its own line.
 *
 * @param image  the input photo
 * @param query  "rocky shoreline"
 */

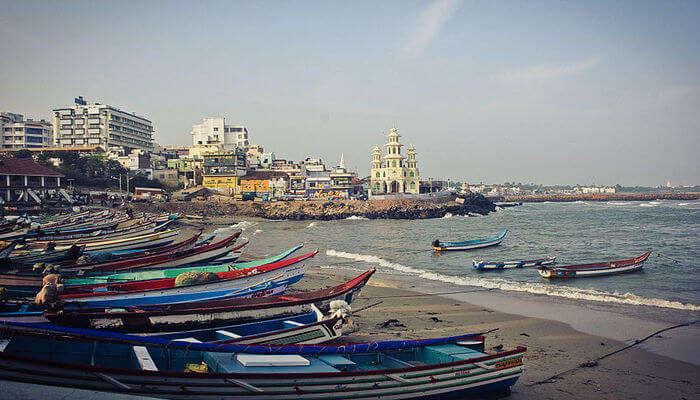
xmin=130 ymin=194 xmax=496 ymax=220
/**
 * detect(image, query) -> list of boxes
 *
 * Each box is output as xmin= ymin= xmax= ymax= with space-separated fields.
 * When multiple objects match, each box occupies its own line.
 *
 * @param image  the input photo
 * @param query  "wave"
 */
xmin=325 ymin=250 xmax=700 ymax=311
xmin=574 ymin=200 xmax=589 ymax=205
xmin=252 ymin=229 xmax=262 ymax=235
xmin=639 ymin=203 xmax=657 ymax=207
xmin=678 ymin=203 xmax=690 ymax=206
xmin=648 ymin=201 xmax=662 ymax=205
xmin=307 ymin=222 xmax=317 ymax=228
xmin=213 ymin=220 xmax=257 ymax=234
xmin=442 ymin=213 xmax=453 ymax=219
xmin=607 ymin=201 xmax=627 ymax=206
xmin=345 ymin=215 xmax=369 ymax=220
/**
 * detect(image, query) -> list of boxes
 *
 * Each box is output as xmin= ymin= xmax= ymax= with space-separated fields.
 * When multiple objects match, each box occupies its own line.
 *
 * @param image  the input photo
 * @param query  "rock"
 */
xmin=377 ymin=319 xmax=406 ymax=329
xmin=430 ymin=317 xmax=443 ymax=323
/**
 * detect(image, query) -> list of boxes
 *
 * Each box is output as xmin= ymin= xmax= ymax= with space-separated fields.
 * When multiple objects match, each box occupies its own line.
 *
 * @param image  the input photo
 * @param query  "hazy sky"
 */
xmin=2 ymin=0 xmax=699 ymax=186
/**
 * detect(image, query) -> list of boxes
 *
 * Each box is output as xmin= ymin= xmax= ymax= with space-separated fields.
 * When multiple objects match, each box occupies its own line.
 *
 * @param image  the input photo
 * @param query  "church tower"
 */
xmin=370 ymin=125 xmax=420 ymax=195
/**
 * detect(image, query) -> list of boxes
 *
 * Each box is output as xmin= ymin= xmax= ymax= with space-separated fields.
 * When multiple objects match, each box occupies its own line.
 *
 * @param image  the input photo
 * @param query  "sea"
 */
xmin=215 ymin=200 xmax=700 ymax=316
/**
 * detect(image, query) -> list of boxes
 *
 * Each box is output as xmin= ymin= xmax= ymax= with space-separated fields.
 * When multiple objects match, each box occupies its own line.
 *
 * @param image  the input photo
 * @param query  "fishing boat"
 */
xmin=57 ymin=231 xmax=243 ymax=274
xmin=432 ymin=230 xmax=508 ymax=251
xmin=24 ymin=219 xmax=174 ymax=247
xmin=0 ymin=233 xmax=204 ymax=294
xmin=54 ymin=250 xmax=316 ymax=308
xmin=473 ymin=256 xmax=556 ymax=270
xmin=537 ymin=251 xmax=652 ymax=278
xmin=44 ymin=269 xmax=376 ymax=332
xmin=0 ymin=321 xmax=526 ymax=399
xmin=64 ymin=244 xmax=304 ymax=286
xmin=2 ymin=243 xmax=85 ymax=265
xmin=148 ymin=311 xmax=346 ymax=345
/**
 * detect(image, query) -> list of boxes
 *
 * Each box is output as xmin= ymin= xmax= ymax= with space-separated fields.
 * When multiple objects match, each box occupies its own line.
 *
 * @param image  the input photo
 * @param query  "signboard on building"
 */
xmin=306 ymin=188 xmax=347 ymax=200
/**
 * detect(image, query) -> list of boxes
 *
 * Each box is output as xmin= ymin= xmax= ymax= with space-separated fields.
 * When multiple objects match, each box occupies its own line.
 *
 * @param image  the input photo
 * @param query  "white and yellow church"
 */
xmin=370 ymin=126 xmax=420 ymax=195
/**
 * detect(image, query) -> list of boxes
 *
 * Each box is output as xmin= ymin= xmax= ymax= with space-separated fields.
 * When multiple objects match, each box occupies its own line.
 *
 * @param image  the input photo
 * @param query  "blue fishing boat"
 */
xmin=473 ymin=256 xmax=556 ymax=270
xmin=0 ymin=320 xmax=526 ymax=399
xmin=433 ymin=230 xmax=508 ymax=251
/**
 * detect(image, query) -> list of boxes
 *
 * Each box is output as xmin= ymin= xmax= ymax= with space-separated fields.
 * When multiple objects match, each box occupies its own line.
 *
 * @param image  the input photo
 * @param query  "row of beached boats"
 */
xmin=0 ymin=209 xmax=526 ymax=399
xmin=432 ymin=229 xmax=652 ymax=278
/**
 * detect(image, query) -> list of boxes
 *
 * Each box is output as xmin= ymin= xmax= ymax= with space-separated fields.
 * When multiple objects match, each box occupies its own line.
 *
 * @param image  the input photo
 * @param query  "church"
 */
xmin=370 ymin=126 xmax=420 ymax=195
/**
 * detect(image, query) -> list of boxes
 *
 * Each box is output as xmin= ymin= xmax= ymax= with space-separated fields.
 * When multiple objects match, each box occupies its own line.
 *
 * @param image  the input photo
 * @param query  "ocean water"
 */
xmin=219 ymin=200 xmax=700 ymax=312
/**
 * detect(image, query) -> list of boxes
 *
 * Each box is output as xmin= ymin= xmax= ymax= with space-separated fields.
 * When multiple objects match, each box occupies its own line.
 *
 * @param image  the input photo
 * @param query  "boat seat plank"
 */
xmin=0 ymin=339 xmax=9 ymax=352
xmin=132 ymin=346 xmax=158 ymax=371
xmin=317 ymin=354 xmax=356 ymax=367
xmin=204 ymin=352 xmax=339 ymax=373
xmin=236 ymin=354 xmax=310 ymax=367
xmin=216 ymin=330 xmax=242 ymax=339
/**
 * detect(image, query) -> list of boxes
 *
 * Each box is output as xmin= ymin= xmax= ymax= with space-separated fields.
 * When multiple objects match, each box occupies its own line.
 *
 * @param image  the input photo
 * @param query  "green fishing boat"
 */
xmin=64 ymin=244 xmax=303 ymax=286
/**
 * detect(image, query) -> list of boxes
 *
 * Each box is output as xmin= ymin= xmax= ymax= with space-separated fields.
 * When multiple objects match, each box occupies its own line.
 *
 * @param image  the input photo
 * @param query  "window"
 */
xmin=411 ymin=181 xmax=416 ymax=188
xmin=375 ymin=172 xmax=380 ymax=178
xmin=409 ymin=171 xmax=414 ymax=177
xmin=392 ymin=160 xmax=396 ymax=167
xmin=382 ymin=171 xmax=386 ymax=177
xmin=403 ymin=172 xmax=406 ymax=177
xmin=213 ymin=127 xmax=219 ymax=131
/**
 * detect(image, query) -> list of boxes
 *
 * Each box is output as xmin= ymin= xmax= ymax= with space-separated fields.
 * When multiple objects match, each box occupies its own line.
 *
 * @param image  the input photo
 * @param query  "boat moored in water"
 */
xmin=537 ymin=251 xmax=651 ymax=278
xmin=433 ymin=230 xmax=508 ymax=251
xmin=473 ymin=256 xmax=556 ymax=270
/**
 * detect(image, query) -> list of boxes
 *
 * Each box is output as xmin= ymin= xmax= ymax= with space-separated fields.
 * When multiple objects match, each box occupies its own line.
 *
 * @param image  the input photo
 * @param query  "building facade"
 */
xmin=370 ymin=126 xmax=420 ymax=195
xmin=1 ymin=113 xmax=53 ymax=150
xmin=52 ymin=98 xmax=154 ymax=152
xmin=201 ymin=150 xmax=247 ymax=193
xmin=191 ymin=117 xmax=249 ymax=151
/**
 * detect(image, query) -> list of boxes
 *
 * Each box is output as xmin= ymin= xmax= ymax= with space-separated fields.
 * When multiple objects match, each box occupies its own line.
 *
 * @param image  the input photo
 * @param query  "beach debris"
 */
xmin=601 ymin=342 xmax=605 ymax=346
xmin=426 ymin=312 xmax=441 ymax=315
xmin=580 ymin=360 xmax=598 ymax=368
xmin=492 ymin=344 xmax=504 ymax=351
xmin=377 ymin=319 xmax=406 ymax=328
xmin=520 ymin=333 xmax=530 ymax=337
xmin=430 ymin=317 xmax=442 ymax=323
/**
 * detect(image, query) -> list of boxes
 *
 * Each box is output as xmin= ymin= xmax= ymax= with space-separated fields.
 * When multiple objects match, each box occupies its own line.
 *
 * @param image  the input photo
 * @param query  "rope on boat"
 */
xmin=528 ymin=319 xmax=699 ymax=386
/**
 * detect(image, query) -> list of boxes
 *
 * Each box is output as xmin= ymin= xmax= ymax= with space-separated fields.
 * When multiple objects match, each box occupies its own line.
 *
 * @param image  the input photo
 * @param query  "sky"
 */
xmin=1 ymin=0 xmax=699 ymax=186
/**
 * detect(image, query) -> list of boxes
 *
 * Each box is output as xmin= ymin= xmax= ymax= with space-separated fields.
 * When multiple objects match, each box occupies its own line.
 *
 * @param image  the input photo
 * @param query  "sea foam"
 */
xmin=325 ymin=250 xmax=700 ymax=311
xmin=345 ymin=215 xmax=369 ymax=220
xmin=442 ymin=213 xmax=453 ymax=219
xmin=213 ymin=220 xmax=257 ymax=234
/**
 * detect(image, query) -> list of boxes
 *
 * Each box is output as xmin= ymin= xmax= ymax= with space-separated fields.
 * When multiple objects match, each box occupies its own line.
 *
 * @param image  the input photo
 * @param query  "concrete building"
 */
xmin=201 ymin=150 xmax=247 ymax=194
xmin=370 ymin=126 xmax=420 ymax=195
xmin=191 ymin=117 xmax=249 ymax=151
xmin=52 ymin=98 xmax=153 ymax=152
xmin=1 ymin=113 xmax=53 ymax=150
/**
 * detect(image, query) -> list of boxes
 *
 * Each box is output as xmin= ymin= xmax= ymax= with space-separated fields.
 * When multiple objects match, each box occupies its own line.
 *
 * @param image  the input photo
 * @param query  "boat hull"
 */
xmin=473 ymin=257 xmax=556 ymax=270
xmin=538 ymin=251 xmax=651 ymax=279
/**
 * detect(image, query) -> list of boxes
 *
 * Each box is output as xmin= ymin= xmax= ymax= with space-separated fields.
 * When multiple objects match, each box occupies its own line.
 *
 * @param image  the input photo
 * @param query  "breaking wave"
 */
xmin=214 ymin=220 xmax=257 ymax=234
xmin=325 ymin=250 xmax=700 ymax=311
xmin=678 ymin=203 xmax=690 ymax=206
xmin=442 ymin=213 xmax=453 ymax=219
xmin=345 ymin=215 xmax=369 ymax=220
xmin=607 ymin=201 xmax=627 ymax=206
xmin=307 ymin=222 xmax=317 ymax=228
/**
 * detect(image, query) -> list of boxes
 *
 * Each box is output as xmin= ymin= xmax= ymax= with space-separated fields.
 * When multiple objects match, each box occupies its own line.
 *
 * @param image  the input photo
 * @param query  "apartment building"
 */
xmin=52 ymin=98 xmax=154 ymax=152
xmin=1 ymin=112 xmax=53 ymax=150
xmin=191 ymin=117 xmax=249 ymax=150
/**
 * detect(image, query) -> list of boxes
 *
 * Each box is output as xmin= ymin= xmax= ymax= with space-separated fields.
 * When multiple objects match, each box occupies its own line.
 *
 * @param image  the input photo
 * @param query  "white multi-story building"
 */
xmin=1 ymin=112 xmax=53 ymax=150
xmin=190 ymin=117 xmax=249 ymax=151
xmin=52 ymin=98 xmax=154 ymax=152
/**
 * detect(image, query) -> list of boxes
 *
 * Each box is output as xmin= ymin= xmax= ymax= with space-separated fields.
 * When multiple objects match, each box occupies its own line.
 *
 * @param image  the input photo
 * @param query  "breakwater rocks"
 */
xmin=495 ymin=192 xmax=699 ymax=203
xmin=131 ymin=195 xmax=496 ymax=221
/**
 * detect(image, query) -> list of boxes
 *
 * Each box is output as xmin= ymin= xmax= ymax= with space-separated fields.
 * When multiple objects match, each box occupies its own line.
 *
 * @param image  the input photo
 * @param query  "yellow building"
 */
xmin=370 ymin=126 xmax=420 ymax=195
